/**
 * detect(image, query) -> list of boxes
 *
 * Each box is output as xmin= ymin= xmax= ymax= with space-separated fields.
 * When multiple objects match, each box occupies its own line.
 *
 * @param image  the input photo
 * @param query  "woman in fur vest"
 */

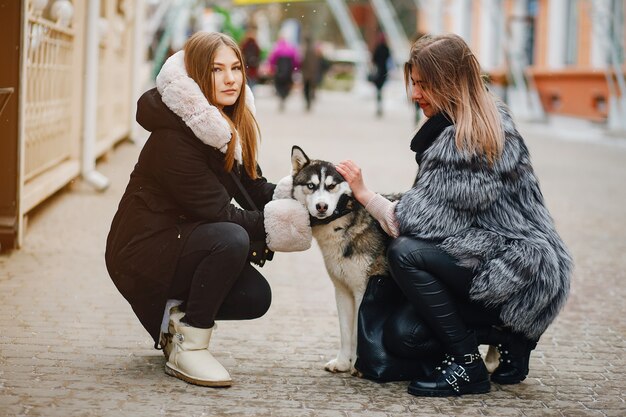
xmin=336 ymin=34 xmax=572 ymax=397
xmin=105 ymin=32 xmax=311 ymax=388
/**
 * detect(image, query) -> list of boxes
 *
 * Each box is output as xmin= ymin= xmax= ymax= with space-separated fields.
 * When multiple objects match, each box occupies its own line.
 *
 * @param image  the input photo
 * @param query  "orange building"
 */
xmin=415 ymin=0 xmax=626 ymax=129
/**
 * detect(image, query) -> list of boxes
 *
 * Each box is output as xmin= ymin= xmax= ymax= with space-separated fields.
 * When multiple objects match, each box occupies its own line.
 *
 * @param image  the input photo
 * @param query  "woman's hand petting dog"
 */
xmin=336 ymin=160 xmax=375 ymax=207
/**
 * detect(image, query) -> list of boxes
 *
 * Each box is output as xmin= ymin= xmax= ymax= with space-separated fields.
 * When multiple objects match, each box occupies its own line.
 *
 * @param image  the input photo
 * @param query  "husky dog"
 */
xmin=289 ymin=146 xmax=399 ymax=374
xmin=288 ymin=146 xmax=500 ymax=375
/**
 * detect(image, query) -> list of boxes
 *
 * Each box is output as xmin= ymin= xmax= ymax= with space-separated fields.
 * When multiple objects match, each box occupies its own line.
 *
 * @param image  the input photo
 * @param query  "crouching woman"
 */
xmin=337 ymin=34 xmax=573 ymax=396
xmin=105 ymin=32 xmax=310 ymax=387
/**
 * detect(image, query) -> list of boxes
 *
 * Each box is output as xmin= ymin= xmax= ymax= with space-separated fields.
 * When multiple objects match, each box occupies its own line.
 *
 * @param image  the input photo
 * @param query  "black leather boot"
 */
xmin=490 ymin=332 xmax=537 ymax=385
xmin=407 ymin=334 xmax=490 ymax=397
xmin=474 ymin=325 xmax=505 ymax=346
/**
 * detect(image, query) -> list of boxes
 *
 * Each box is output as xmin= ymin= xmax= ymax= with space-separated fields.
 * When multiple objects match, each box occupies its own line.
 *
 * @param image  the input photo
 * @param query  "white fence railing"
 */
xmin=11 ymin=0 xmax=139 ymax=248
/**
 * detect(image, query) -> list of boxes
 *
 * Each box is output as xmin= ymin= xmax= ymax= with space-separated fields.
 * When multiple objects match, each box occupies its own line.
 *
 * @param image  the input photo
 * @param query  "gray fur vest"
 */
xmin=395 ymin=105 xmax=572 ymax=340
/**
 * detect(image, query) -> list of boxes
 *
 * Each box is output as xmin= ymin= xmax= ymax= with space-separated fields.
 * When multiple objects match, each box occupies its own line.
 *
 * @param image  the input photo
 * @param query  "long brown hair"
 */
xmin=184 ymin=31 xmax=261 ymax=178
xmin=404 ymin=33 xmax=504 ymax=163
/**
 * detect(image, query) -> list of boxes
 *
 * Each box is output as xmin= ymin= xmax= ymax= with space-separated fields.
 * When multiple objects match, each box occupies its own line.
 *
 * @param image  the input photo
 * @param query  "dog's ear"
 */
xmin=291 ymin=146 xmax=310 ymax=174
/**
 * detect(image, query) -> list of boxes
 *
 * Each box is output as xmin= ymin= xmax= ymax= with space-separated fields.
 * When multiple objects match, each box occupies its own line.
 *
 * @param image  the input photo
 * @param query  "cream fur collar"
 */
xmin=156 ymin=50 xmax=257 ymax=165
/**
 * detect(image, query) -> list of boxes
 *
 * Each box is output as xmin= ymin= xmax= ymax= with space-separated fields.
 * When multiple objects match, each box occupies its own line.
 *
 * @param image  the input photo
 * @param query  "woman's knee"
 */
xmin=216 ymin=223 xmax=249 ymax=247
xmin=195 ymin=223 xmax=250 ymax=261
xmin=387 ymin=237 xmax=428 ymax=273
xmin=248 ymin=277 xmax=272 ymax=319
xmin=240 ymin=270 xmax=272 ymax=319
xmin=217 ymin=271 xmax=272 ymax=320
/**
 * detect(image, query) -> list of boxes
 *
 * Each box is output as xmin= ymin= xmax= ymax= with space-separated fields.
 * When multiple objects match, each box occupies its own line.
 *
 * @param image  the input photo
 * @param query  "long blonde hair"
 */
xmin=404 ymin=34 xmax=504 ymax=163
xmin=184 ymin=31 xmax=261 ymax=179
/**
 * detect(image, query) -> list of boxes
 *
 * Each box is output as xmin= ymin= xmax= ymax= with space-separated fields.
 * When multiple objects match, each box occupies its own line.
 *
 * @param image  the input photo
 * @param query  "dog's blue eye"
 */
xmin=307 ymin=183 xmax=315 ymax=190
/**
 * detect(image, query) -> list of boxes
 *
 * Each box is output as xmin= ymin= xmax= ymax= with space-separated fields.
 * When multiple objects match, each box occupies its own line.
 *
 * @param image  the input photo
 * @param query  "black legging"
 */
xmin=168 ymin=222 xmax=272 ymax=329
xmin=387 ymin=237 xmax=483 ymax=351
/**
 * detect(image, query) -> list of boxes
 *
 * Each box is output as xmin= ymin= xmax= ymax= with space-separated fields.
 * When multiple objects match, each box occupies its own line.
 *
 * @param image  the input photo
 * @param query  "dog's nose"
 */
xmin=316 ymin=202 xmax=328 ymax=214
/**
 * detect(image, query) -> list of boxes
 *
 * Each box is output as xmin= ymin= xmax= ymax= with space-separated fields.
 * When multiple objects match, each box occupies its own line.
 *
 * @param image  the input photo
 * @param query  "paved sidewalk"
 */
xmin=1 ymin=85 xmax=625 ymax=416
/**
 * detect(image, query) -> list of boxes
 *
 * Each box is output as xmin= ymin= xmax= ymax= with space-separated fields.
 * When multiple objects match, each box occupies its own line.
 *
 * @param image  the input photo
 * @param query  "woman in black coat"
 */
xmin=337 ymin=34 xmax=572 ymax=396
xmin=105 ymin=32 xmax=311 ymax=387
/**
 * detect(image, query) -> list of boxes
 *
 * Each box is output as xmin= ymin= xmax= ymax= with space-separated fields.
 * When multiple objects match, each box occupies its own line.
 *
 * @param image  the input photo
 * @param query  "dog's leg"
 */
xmin=484 ymin=344 xmax=500 ymax=373
xmin=325 ymin=281 xmax=354 ymax=373
xmin=349 ymin=289 xmax=366 ymax=377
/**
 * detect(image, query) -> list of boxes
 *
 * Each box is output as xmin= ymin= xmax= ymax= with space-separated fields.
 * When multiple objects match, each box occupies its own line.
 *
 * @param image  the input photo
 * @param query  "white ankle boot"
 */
xmin=165 ymin=312 xmax=232 ymax=387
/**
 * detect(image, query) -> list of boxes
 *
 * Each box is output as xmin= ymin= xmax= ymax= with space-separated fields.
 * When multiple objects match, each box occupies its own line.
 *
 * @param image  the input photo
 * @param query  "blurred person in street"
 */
xmin=336 ymin=34 xmax=572 ymax=397
xmin=301 ymin=36 xmax=321 ymax=112
xmin=369 ymin=33 xmax=391 ymax=117
xmin=268 ymin=36 xmax=300 ymax=111
xmin=105 ymin=31 xmax=312 ymax=388
xmin=240 ymin=25 xmax=261 ymax=90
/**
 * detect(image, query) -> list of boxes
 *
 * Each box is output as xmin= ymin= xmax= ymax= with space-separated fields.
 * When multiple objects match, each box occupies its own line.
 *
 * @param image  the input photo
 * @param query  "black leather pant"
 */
xmin=168 ymin=222 xmax=272 ymax=328
xmin=387 ymin=237 xmax=500 ymax=355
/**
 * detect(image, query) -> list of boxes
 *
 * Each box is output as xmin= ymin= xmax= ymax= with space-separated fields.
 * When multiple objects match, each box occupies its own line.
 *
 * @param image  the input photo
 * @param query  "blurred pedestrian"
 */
xmin=268 ymin=37 xmax=300 ymax=111
xmin=301 ymin=36 xmax=321 ymax=112
xmin=105 ymin=32 xmax=311 ymax=388
xmin=336 ymin=34 xmax=572 ymax=396
xmin=370 ymin=33 xmax=391 ymax=117
xmin=240 ymin=26 xmax=261 ymax=89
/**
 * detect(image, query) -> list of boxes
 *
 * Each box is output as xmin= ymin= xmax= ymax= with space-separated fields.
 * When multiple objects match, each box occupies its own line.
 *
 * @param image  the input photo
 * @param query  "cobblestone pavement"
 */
xmin=1 ymin=85 xmax=625 ymax=417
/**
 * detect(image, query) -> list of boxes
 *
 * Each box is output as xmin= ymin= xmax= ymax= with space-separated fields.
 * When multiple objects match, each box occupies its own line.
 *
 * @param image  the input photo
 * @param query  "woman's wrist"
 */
xmin=354 ymin=189 xmax=376 ymax=207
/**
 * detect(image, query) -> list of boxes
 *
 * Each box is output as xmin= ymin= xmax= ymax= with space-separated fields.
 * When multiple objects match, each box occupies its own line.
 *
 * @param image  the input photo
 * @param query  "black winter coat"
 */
xmin=105 ymin=88 xmax=275 ymax=344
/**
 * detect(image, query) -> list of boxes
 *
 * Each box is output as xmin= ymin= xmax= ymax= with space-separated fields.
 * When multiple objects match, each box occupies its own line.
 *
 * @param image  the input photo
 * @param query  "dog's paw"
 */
xmin=484 ymin=345 xmax=500 ymax=373
xmin=350 ymin=366 xmax=363 ymax=378
xmin=324 ymin=358 xmax=351 ymax=373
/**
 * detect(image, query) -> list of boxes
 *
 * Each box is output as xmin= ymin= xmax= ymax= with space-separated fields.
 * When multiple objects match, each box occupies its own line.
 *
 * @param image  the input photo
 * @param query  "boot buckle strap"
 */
xmin=445 ymin=373 xmax=460 ymax=392
xmin=454 ymin=366 xmax=468 ymax=379
xmin=445 ymin=373 xmax=458 ymax=386
xmin=445 ymin=365 xmax=470 ymax=392
xmin=463 ymin=353 xmax=481 ymax=364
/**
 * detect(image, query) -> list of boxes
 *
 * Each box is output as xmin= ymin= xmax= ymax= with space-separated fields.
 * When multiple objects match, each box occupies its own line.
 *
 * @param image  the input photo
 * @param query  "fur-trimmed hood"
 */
xmin=146 ymin=50 xmax=256 ymax=165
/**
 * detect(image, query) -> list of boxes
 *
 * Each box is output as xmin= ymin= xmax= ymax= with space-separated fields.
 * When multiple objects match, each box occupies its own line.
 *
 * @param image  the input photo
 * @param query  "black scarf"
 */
xmin=410 ymin=112 xmax=453 ymax=165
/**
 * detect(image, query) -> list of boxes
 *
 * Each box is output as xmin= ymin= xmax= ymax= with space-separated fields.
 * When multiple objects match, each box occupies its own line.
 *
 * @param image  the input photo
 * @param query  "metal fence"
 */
xmin=10 ymin=0 xmax=137 ymax=247
xmin=96 ymin=2 xmax=134 ymax=154
xmin=24 ymin=13 xmax=77 ymax=183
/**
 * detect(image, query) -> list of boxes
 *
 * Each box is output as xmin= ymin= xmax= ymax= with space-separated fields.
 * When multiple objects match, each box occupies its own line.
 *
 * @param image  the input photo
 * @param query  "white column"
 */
xmin=508 ymin=0 xmax=529 ymax=85
xmin=580 ymin=0 xmax=626 ymax=131
xmin=547 ymin=0 xmax=567 ymax=68
xmin=510 ymin=0 xmax=529 ymax=68
xmin=130 ymin=0 xmax=146 ymax=144
xmin=451 ymin=0 xmax=472 ymax=42
xmin=507 ymin=0 xmax=545 ymax=121
xmin=479 ymin=0 xmax=498 ymax=71
xmin=590 ymin=0 xmax=610 ymax=69
xmin=413 ymin=0 xmax=443 ymax=35
xmin=82 ymin=0 xmax=110 ymax=191
xmin=326 ymin=0 xmax=369 ymax=85
xmin=431 ymin=0 xmax=444 ymax=35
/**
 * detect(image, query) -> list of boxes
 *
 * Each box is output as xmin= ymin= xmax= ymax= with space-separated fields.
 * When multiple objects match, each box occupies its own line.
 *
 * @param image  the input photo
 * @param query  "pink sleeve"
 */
xmin=364 ymin=194 xmax=400 ymax=238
